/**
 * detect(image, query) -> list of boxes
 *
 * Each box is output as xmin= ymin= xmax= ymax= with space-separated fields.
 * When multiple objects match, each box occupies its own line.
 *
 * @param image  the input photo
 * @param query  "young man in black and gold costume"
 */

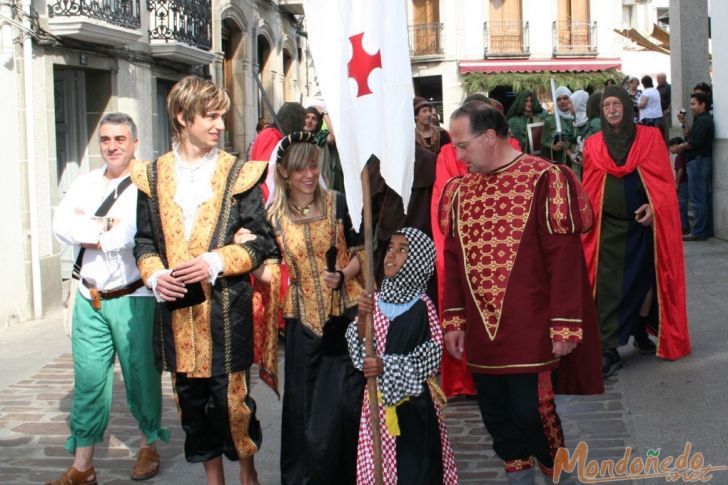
xmin=132 ymin=75 xmax=279 ymax=485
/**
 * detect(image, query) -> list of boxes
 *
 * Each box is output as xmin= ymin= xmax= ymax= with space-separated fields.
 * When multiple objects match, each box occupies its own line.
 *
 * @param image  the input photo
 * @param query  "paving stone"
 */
xmin=2 ymin=241 xmax=727 ymax=483
xmin=0 ymin=436 xmax=33 ymax=446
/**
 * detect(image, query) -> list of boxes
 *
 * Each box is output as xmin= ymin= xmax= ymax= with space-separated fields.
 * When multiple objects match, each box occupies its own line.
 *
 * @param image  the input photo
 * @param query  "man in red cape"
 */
xmin=581 ymin=86 xmax=690 ymax=375
xmin=431 ymin=95 xmax=520 ymax=397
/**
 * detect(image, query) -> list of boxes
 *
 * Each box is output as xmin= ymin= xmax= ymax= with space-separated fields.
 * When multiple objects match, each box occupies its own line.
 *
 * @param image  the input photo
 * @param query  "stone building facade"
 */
xmin=0 ymin=0 xmax=312 ymax=323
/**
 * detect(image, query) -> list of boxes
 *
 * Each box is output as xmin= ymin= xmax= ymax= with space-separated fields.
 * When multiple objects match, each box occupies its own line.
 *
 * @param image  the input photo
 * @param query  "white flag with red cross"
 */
xmin=302 ymin=0 xmax=415 ymax=229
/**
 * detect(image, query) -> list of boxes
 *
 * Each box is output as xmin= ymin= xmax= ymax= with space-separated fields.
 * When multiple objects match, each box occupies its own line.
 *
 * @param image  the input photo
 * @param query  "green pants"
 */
xmin=64 ymin=292 xmax=169 ymax=454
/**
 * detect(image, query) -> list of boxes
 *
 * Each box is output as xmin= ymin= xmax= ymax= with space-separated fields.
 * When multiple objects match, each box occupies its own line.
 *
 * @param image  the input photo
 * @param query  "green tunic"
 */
xmin=508 ymin=112 xmax=546 ymax=154
xmin=540 ymin=114 xmax=575 ymax=165
xmin=583 ymin=118 xmax=602 ymax=140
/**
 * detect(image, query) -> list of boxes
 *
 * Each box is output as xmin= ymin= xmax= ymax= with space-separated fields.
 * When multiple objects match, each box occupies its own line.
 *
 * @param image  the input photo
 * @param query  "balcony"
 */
xmin=147 ymin=0 xmax=213 ymax=65
xmin=552 ymin=21 xmax=597 ymax=57
xmin=484 ymin=21 xmax=530 ymax=58
xmin=278 ymin=0 xmax=303 ymax=15
xmin=408 ymin=23 xmax=444 ymax=60
xmin=47 ymin=0 xmax=143 ymax=46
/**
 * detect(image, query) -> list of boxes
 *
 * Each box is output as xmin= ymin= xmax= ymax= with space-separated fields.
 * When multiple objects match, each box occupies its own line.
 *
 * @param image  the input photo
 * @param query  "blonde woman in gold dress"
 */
xmin=245 ymin=132 xmax=365 ymax=484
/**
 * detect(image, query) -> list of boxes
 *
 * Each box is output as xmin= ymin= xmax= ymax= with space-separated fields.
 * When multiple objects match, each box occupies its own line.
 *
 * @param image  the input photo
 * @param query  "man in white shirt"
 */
xmin=48 ymin=113 xmax=168 ymax=485
xmin=638 ymin=75 xmax=664 ymax=131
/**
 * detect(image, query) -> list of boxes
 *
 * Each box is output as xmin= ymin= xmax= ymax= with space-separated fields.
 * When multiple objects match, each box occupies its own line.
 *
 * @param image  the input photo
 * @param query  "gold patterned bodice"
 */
xmin=276 ymin=192 xmax=363 ymax=336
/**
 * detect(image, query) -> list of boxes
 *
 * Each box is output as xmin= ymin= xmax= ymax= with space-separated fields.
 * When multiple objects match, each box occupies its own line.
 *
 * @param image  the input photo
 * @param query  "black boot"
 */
xmin=633 ymin=317 xmax=657 ymax=355
xmin=602 ymin=348 xmax=622 ymax=378
xmin=507 ymin=467 xmax=536 ymax=485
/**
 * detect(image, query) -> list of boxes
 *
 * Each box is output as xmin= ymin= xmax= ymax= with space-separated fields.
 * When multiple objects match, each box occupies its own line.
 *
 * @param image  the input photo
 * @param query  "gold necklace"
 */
xmin=290 ymin=199 xmax=314 ymax=216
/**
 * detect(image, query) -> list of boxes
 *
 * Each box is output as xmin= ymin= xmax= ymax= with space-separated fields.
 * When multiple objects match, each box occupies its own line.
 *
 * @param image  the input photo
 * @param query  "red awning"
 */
xmin=459 ymin=58 xmax=621 ymax=74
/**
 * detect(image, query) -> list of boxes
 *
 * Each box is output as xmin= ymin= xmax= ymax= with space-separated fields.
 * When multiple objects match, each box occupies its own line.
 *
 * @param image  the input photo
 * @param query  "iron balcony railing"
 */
xmin=48 ymin=0 xmax=141 ymax=30
xmin=408 ymin=22 xmax=444 ymax=57
xmin=484 ymin=20 xmax=530 ymax=57
xmin=147 ymin=0 xmax=211 ymax=50
xmin=552 ymin=20 xmax=597 ymax=55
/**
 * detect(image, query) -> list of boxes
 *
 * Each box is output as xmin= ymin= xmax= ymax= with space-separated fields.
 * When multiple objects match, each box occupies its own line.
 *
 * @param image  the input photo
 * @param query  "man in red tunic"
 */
xmin=431 ymin=95 xmax=521 ymax=398
xmin=440 ymin=101 xmax=602 ymax=484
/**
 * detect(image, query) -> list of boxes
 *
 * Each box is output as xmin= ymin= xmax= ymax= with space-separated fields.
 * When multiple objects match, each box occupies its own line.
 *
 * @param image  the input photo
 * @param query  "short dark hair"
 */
xmin=99 ymin=112 xmax=138 ymax=140
xmin=693 ymin=82 xmax=712 ymax=95
xmin=464 ymin=93 xmax=504 ymax=113
xmin=691 ymin=91 xmax=709 ymax=107
xmin=641 ymin=75 xmax=654 ymax=88
xmin=464 ymin=93 xmax=489 ymax=103
xmin=669 ymin=136 xmax=684 ymax=146
xmin=450 ymin=101 xmax=509 ymax=138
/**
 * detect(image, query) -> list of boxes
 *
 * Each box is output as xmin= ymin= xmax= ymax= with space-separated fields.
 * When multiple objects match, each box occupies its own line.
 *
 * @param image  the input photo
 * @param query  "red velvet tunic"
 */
xmin=439 ymin=154 xmax=603 ymax=394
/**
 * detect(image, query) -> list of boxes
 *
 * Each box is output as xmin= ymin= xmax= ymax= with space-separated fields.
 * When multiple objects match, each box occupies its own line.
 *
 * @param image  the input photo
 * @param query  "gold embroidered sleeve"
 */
xmin=130 ymin=159 xmax=151 ymax=196
xmin=544 ymin=166 xmax=594 ymax=235
xmin=442 ymin=308 xmax=466 ymax=332
xmin=138 ymin=253 xmax=166 ymax=284
xmin=253 ymin=261 xmax=281 ymax=396
xmin=437 ymin=176 xmax=463 ymax=237
xmin=549 ymin=318 xmax=583 ymax=343
xmin=214 ymin=244 xmax=254 ymax=276
xmin=544 ymin=168 xmax=576 ymax=235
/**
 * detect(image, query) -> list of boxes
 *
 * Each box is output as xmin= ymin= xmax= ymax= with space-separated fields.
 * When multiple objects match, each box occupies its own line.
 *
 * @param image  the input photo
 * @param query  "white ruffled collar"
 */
xmin=172 ymin=143 xmax=219 ymax=240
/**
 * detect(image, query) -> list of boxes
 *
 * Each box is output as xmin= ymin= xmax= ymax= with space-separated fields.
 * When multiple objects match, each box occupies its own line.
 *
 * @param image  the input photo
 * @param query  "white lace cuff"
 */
xmin=201 ymin=252 xmax=225 ymax=285
xmin=148 ymin=269 xmax=172 ymax=302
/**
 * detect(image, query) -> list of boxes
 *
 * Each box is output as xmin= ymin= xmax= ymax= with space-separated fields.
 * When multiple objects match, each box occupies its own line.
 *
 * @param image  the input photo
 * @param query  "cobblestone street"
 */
xmin=1 ymin=239 xmax=727 ymax=484
xmin=0 ymin=353 xmax=633 ymax=484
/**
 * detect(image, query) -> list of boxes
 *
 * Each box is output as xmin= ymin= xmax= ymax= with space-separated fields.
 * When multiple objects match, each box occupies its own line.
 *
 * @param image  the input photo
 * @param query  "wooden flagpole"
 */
xmin=360 ymin=161 xmax=384 ymax=485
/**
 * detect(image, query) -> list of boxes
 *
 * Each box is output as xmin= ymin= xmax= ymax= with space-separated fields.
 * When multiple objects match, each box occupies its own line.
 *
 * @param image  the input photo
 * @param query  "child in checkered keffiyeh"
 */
xmin=346 ymin=227 xmax=458 ymax=484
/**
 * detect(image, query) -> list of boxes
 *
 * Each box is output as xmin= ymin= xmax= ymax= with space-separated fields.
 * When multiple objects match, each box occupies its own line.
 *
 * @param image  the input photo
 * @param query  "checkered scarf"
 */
xmin=379 ymin=227 xmax=435 ymax=304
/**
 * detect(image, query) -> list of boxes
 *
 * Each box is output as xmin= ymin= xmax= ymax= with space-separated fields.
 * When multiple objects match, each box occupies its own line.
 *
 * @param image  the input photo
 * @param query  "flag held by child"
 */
xmin=302 ymin=0 xmax=415 ymax=229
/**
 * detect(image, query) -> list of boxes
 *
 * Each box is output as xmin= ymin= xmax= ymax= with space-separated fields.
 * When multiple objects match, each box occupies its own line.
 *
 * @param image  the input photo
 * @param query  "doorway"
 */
xmin=413 ymin=75 xmax=443 ymax=122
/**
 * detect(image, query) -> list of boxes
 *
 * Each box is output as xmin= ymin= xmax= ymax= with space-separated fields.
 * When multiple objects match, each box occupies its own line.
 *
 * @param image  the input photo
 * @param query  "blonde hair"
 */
xmin=167 ymin=75 xmax=230 ymax=142
xmin=267 ymin=142 xmax=326 ymax=225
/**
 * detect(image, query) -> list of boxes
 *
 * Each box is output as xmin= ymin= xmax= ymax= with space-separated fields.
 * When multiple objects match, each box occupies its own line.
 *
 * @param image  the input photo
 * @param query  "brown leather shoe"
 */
xmin=131 ymin=447 xmax=160 ymax=481
xmin=44 ymin=466 xmax=97 ymax=485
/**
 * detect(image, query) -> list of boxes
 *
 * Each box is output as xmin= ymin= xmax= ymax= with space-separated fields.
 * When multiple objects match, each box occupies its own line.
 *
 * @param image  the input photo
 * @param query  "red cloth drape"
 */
xmin=249 ymin=126 xmax=283 ymax=200
xmin=430 ymin=144 xmax=474 ymax=397
xmin=249 ymin=126 xmax=288 ymax=330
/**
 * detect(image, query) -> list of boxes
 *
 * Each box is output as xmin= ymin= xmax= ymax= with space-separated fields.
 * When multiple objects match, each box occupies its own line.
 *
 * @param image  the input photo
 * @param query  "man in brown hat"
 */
xmin=414 ymin=96 xmax=450 ymax=155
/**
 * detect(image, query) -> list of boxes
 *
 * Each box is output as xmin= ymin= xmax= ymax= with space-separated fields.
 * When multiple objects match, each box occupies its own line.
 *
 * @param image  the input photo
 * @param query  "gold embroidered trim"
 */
xmin=228 ymin=371 xmax=258 ymax=457
xmin=232 ymin=159 xmax=266 ymax=195
xmin=468 ymin=358 xmax=560 ymax=370
xmin=549 ymin=327 xmax=583 ymax=341
xmin=130 ymin=159 xmax=151 ymax=196
xmin=443 ymin=307 xmax=465 ymax=313
xmin=545 ymin=167 xmax=575 ymax=235
xmin=456 ymin=157 xmax=552 ymax=341
xmin=137 ymin=253 xmax=165 ymax=284
xmin=550 ymin=317 xmax=582 ymax=323
xmin=505 ymin=457 xmax=535 ymax=472
xmin=437 ymin=176 xmax=463 ymax=237
xmin=222 ymin=279 xmax=232 ymax=373
xmin=442 ymin=315 xmax=466 ymax=331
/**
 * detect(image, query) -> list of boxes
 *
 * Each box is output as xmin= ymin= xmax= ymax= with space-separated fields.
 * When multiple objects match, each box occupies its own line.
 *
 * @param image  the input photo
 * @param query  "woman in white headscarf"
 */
xmin=567 ymin=90 xmax=590 ymax=178
xmin=540 ymin=85 xmax=576 ymax=166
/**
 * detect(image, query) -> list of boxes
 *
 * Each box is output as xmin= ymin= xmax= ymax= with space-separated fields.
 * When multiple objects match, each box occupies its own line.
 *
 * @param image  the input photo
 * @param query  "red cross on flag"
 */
xmin=303 ymin=0 xmax=415 ymax=229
